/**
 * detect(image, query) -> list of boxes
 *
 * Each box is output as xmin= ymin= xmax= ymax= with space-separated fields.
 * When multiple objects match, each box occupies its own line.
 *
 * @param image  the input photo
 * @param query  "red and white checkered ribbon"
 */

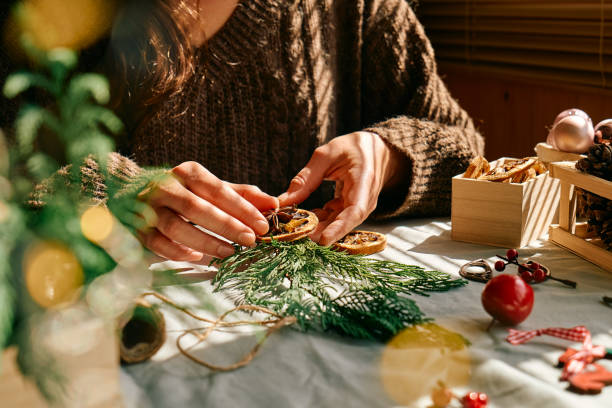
xmin=506 ymin=326 xmax=606 ymax=380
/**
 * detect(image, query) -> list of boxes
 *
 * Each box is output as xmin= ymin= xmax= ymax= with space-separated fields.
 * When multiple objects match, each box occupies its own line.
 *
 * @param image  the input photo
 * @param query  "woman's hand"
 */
xmin=278 ymin=131 xmax=407 ymax=246
xmin=137 ymin=161 xmax=278 ymax=262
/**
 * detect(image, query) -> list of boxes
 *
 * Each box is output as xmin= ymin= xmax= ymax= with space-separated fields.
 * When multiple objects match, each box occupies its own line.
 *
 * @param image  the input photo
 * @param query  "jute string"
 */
xmin=139 ymin=292 xmax=297 ymax=371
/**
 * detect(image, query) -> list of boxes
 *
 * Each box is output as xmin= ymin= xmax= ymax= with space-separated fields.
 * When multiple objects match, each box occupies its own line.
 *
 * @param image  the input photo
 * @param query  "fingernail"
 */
xmin=238 ymin=231 xmax=256 ymax=246
xmin=188 ymin=251 xmax=205 ymax=261
xmin=217 ymin=246 xmax=235 ymax=258
xmin=255 ymin=219 xmax=269 ymax=234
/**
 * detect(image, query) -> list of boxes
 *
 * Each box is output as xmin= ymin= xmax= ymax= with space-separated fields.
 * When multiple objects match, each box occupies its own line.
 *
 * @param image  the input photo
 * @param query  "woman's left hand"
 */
xmin=278 ymin=131 xmax=407 ymax=245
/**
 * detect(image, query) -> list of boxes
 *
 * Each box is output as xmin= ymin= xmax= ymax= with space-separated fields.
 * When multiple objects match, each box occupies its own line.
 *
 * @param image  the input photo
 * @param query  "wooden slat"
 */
xmin=549 ymin=162 xmax=612 ymax=201
xmin=550 ymin=225 xmax=612 ymax=273
xmin=435 ymin=47 xmax=612 ymax=75
xmin=419 ymin=3 xmax=612 ymax=19
xmin=429 ymin=32 xmax=610 ymax=55
xmin=574 ymin=221 xmax=598 ymax=238
xmin=424 ymin=19 xmax=612 ymax=38
xmin=417 ymin=0 xmax=612 ymax=88
xmin=439 ymin=61 xmax=609 ymax=88
xmin=557 ymin=176 xmax=579 ymax=236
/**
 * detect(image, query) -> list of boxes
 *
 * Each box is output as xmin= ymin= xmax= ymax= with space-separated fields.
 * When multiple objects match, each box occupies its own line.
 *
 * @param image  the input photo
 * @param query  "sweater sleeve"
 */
xmin=28 ymin=152 xmax=166 ymax=211
xmin=361 ymin=0 xmax=484 ymax=219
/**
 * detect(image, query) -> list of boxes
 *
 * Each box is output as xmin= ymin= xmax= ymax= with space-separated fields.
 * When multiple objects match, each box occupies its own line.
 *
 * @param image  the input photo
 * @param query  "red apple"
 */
xmin=481 ymin=274 xmax=534 ymax=325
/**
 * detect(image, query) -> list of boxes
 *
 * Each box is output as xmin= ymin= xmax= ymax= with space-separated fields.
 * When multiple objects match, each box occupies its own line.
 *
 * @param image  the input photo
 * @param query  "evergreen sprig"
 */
xmin=212 ymin=238 xmax=466 ymax=341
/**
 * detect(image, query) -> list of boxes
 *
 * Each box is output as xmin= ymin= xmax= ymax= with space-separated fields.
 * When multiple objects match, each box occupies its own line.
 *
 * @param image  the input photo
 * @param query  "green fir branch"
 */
xmin=212 ymin=238 xmax=466 ymax=341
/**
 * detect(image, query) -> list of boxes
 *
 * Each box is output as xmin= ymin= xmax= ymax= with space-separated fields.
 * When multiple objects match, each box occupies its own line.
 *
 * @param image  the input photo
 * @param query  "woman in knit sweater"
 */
xmin=59 ymin=0 xmax=485 ymax=261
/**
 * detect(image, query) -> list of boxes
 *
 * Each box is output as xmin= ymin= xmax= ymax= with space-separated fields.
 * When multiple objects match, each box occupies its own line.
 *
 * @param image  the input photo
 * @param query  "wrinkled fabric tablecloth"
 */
xmin=121 ymin=218 xmax=612 ymax=408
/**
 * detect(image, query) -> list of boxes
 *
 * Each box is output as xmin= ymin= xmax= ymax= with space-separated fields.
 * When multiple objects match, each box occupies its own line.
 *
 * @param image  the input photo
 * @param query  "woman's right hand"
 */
xmin=137 ymin=161 xmax=278 ymax=262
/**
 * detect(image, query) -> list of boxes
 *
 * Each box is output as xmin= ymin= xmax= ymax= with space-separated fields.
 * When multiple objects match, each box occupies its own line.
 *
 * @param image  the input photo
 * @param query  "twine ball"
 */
xmin=547 ymin=109 xmax=594 ymax=153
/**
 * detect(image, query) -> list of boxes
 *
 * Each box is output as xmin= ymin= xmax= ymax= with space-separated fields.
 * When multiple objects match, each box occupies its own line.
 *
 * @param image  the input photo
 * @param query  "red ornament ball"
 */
xmin=494 ymin=260 xmax=506 ymax=272
xmin=506 ymin=249 xmax=518 ymax=261
xmin=481 ymin=274 xmax=534 ymax=325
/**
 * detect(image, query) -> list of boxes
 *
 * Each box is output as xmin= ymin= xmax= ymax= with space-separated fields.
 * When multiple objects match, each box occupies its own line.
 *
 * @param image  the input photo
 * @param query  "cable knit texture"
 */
xmin=66 ymin=0 xmax=484 ymax=217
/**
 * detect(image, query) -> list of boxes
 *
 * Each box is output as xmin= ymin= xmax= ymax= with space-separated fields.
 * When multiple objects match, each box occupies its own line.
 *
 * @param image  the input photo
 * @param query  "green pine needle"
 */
xmin=212 ymin=238 xmax=466 ymax=341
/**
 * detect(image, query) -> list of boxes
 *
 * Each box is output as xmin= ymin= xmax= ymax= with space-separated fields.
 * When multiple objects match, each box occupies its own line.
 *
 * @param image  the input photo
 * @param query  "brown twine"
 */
xmin=139 ymin=292 xmax=297 ymax=371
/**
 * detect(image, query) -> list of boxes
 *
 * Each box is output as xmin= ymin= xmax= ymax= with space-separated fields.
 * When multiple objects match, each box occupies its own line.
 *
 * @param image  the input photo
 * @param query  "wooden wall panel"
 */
xmin=440 ymin=64 xmax=612 ymax=160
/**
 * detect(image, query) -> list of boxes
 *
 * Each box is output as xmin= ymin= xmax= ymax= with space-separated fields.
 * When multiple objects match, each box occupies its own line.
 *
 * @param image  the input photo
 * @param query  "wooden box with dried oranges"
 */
xmin=451 ymin=156 xmax=561 ymax=248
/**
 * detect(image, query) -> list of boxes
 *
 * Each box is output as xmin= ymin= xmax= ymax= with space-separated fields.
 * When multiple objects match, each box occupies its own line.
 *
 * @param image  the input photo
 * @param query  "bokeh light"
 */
xmin=37 ymin=303 xmax=101 ymax=356
xmin=80 ymin=205 xmax=114 ymax=244
xmin=0 ymin=200 xmax=8 ymax=223
xmin=380 ymin=322 xmax=471 ymax=406
xmin=86 ymin=272 xmax=134 ymax=320
xmin=24 ymin=241 xmax=84 ymax=308
xmin=8 ymin=0 xmax=118 ymax=52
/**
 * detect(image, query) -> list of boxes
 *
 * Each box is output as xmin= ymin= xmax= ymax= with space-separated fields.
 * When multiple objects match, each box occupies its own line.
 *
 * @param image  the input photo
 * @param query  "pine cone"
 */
xmin=581 ymin=191 xmax=612 ymax=250
xmin=576 ymin=144 xmax=612 ymax=180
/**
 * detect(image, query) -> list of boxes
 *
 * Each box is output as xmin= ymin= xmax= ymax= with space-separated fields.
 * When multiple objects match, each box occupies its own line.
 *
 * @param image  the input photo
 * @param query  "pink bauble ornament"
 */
xmin=594 ymin=119 xmax=612 ymax=144
xmin=547 ymin=109 xmax=594 ymax=153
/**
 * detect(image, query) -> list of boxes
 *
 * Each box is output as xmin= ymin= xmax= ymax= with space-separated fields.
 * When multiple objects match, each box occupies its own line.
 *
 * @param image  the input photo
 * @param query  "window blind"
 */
xmin=416 ymin=0 xmax=612 ymax=88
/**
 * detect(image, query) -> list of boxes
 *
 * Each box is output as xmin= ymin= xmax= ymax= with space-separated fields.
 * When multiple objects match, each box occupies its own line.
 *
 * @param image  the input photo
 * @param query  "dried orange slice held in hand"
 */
xmin=332 ymin=230 xmax=387 ymax=255
xmin=256 ymin=206 xmax=318 ymax=242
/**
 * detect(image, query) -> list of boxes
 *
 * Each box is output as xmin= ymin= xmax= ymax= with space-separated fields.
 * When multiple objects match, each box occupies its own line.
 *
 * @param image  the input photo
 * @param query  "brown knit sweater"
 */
xmin=96 ymin=0 xmax=484 ymax=218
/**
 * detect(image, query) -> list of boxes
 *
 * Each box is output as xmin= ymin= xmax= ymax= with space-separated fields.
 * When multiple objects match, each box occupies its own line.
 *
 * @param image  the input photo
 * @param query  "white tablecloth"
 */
xmin=121 ymin=218 xmax=612 ymax=408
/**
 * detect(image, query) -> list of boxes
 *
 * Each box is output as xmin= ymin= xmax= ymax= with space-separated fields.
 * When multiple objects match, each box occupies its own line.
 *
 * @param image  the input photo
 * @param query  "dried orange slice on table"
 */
xmin=332 ymin=230 xmax=387 ymax=255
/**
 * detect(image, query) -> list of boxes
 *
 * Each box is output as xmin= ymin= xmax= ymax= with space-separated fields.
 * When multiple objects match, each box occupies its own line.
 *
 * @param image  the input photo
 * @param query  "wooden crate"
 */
xmin=534 ymin=142 xmax=585 ymax=164
xmin=451 ymin=158 xmax=561 ymax=248
xmin=549 ymin=161 xmax=612 ymax=273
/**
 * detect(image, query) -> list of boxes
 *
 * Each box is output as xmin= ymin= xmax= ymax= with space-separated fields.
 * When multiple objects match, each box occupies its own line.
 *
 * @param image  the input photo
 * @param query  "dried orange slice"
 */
xmin=257 ymin=206 xmax=318 ymax=242
xmin=332 ymin=230 xmax=387 ymax=255
xmin=463 ymin=156 xmax=490 ymax=179
xmin=477 ymin=157 xmax=536 ymax=182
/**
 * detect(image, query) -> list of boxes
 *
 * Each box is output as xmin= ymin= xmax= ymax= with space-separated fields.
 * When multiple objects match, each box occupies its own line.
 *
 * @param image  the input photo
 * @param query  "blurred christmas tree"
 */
xmin=0 ymin=43 xmax=152 ymax=401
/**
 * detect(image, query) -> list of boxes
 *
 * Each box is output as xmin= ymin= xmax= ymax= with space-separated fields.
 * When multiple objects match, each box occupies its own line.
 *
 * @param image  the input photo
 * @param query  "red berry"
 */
xmin=494 ymin=260 xmax=506 ymax=271
xmin=527 ymin=261 xmax=540 ymax=270
xmin=534 ymin=268 xmax=546 ymax=283
xmin=518 ymin=263 xmax=530 ymax=273
xmin=506 ymin=249 xmax=518 ymax=261
xmin=520 ymin=270 xmax=534 ymax=283
xmin=461 ymin=392 xmax=488 ymax=408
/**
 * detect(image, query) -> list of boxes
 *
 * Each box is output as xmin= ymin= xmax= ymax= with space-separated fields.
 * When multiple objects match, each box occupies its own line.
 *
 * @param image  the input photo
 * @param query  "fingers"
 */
xmin=171 ymin=162 xmax=269 ymax=237
xmin=309 ymin=197 xmax=344 ymax=242
xmin=150 ymin=186 xmax=256 ymax=247
xmin=316 ymin=177 xmax=374 ymax=246
xmin=319 ymin=205 xmax=369 ymax=246
xmin=230 ymin=183 xmax=279 ymax=211
xmin=278 ymin=146 xmax=332 ymax=206
xmin=139 ymin=229 xmax=204 ymax=262
xmin=153 ymin=207 xmax=236 ymax=258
